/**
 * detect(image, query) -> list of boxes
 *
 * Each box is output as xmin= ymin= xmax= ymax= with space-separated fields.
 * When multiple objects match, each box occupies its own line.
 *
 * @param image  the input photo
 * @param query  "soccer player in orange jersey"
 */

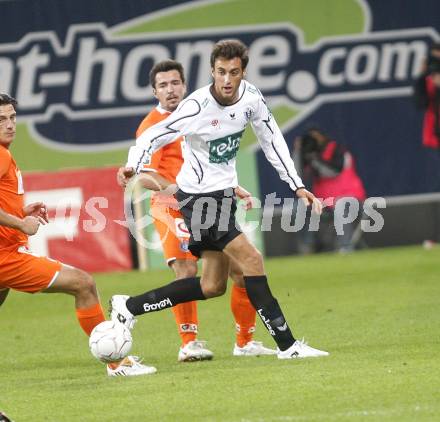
xmin=117 ymin=60 xmax=275 ymax=360
xmin=0 ymin=94 xmax=155 ymax=376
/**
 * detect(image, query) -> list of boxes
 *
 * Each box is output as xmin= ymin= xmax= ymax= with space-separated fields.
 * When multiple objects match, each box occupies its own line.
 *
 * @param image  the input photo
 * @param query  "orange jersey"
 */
xmin=136 ymin=106 xmax=184 ymax=183
xmin=0 ymin=146 xmax=27 ymax=250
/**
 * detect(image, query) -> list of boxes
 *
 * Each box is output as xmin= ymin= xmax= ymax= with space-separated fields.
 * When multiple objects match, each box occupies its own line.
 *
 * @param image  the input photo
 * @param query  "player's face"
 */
xmin=211 ymin=57 xmax=245 ymax=105
xmin=0 ymin=104 xmax=17 ymax=149
xmin=153 ymin=70 xmax=186 ymax=112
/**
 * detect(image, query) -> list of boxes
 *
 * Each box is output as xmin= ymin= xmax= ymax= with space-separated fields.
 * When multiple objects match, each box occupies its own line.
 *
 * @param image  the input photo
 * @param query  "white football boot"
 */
xmin=107 ymin=355 xmax=157 ymax=377
xmin=277 ymin=339 xmax=329 ymax=359
xmin=233 ymin=341 xmax=277 ymax=356
xmin=109 ymin=295 xmax=136 ymax=330
xmin=178 ymin=340 xmax=214 ymax=362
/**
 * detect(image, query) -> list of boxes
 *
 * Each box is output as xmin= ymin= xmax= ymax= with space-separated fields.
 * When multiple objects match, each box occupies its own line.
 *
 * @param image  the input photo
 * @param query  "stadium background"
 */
xmin=1 ymin=0 xmax=439 ymax=271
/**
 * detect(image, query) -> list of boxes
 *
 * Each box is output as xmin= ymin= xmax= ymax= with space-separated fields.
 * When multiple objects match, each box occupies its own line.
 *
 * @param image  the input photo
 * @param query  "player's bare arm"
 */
xmin=117 ymin=166 xmax=175 ymax=191
xmin=138 ymin=171 xmax=173 ymax=191
xmin=0 ymin=207 xmax=42 ymax=235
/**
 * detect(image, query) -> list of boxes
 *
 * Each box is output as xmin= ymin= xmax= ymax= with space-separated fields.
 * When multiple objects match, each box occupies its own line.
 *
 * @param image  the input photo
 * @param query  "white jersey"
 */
xmin=127 ymin=80 xmax=304 ymax=193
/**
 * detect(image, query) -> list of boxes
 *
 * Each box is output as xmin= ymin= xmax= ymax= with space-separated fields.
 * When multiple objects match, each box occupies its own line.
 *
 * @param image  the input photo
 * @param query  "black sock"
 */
xmin=244 ymin=275 xmax=296 ymax=351
xmin=126 ymin=277 xmax=205 ymax=316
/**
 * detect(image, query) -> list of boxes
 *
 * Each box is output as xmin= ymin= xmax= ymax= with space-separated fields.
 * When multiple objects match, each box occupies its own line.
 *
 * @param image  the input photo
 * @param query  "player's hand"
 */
xmin=23 ymin=202 xmax=49 ymax=224
xmin=19 ymin=216 xmax=42 ymax=235
xmin=296 ymin=188 xmax=322 ymax=215
xmin=234 ymin=185 xmax=253 ymax=210
xmin=117 ymin=167 xmax=135 ymax=187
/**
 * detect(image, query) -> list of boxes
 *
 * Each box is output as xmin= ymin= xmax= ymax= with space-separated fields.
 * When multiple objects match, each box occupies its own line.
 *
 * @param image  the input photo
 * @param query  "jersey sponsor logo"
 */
xmin=1 ymin=1 xmax=438 ymax=150
xmin=208 ymin=130 xmax=244 ymax=164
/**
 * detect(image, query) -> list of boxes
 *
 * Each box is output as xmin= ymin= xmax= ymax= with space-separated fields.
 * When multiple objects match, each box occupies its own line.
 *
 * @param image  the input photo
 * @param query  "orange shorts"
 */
xmin=150 ymin=202 xmax=197 ymax=265
xmin=0 ymin=245 xmax=62 ymax=293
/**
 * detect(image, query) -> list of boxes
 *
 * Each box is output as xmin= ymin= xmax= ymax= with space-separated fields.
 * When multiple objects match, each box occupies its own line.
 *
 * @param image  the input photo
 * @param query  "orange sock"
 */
xmin=231 ymin=285 xmax=257 ymax=347
xmin=171 ymin=301 xmax=198 ymax=346
xmin=75 ymin=303 xmax=106 ymax=336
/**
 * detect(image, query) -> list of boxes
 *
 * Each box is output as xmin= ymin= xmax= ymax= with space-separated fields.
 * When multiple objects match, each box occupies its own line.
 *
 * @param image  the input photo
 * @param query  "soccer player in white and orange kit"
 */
xmin=118 ymin=60 xmax=275 ymax=360
xmin=113 ymin=41 xmax=328 ymax=360
xmin=0 ymin=94 xmax=155 ymax=376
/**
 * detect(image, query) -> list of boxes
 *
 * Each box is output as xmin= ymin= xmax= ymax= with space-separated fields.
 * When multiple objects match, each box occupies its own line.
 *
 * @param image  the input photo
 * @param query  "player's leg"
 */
xmin=171 ymin=259 xmax=199 ymax=345
xmin=1 ymin=248 xmax=155 ymax=375
xmin=228 ymin=258 xmax=276 ymax=356
xmin=43 ymin=264 xmax=105 ymax=336
xmin=0 ymin=248 xmax=103 ymax=335
xmin=46 ymin=265 xmax=156 ymax=376
xmin=152 ymin=203 xmax=212 ymax=360
xmin=110 ymin=250 xmax=229 ymax=329
xmin=223 ymin=233 xmax=328 ymax=358
xmin=170 ymin=259 xmax=213 ymax=361
xmin=229 ymin=258 xmax=255 ymax=346
xmin=200 ymin=250 xmax=229 ymax=297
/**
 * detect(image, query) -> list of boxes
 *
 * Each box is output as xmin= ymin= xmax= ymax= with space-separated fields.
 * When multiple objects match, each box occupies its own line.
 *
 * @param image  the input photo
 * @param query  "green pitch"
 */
xmin=1 ymin=245 xmax=439 ymax=421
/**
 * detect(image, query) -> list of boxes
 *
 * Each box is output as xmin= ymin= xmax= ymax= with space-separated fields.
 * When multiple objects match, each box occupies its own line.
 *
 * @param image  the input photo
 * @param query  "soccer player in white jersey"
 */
xmin=112 ymin=39 xmax=329 ymax=359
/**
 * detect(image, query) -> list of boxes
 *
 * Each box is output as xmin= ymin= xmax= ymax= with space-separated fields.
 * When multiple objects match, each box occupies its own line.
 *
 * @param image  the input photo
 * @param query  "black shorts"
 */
xmin=175 ymin=188 xmax=242 ymax=257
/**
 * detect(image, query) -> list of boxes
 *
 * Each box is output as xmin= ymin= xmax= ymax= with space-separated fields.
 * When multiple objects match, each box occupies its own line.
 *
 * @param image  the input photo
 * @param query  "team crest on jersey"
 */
xmin=179 ymin=239 xmax=190 ymax=252
xmin=208 ymin=130 xmax=244 ymax=164
xmin=244 ymin=108 xmax=254 ymax=122
xmin=175 ymin=218 xmax=190 ymax=238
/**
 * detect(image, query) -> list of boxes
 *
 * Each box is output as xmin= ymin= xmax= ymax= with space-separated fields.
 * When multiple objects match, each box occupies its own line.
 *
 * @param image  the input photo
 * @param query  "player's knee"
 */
xmin=241 ymin=249 xmax=263 ymax=272
xmin=201 ymin=279 xmax=227 ymax=298
xmin=76 ymin=269 xmax=97 ymax=296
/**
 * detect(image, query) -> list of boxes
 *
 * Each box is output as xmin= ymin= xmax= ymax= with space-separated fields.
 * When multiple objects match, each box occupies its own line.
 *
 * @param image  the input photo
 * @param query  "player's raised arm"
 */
xmin=126 ymin=98 xmax=201 ymax=174
xmin=250 ymin=95 xmax=304 ymax=193
xmin=250 ymin=94 xmax=321 ymax=214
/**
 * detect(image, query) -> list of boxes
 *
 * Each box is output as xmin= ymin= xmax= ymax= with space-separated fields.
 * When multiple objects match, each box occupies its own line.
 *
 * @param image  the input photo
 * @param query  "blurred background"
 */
xmin=1 ymin=0 xmax=439 ymax=271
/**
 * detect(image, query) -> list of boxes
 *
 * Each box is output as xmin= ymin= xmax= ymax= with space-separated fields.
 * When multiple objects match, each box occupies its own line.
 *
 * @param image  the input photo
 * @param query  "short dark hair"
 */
xmin=0 ymin=93 xmax=17 ymax=108
xmin=149 ymin=60 xmax=185 ymax=89
xmin=210 ymin=39 xmax=249 ymax=70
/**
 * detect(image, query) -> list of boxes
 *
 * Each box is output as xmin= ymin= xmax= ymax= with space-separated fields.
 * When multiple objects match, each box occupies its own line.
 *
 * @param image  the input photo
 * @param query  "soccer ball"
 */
xmin=89 ymin=320 xmax=132 ymax=363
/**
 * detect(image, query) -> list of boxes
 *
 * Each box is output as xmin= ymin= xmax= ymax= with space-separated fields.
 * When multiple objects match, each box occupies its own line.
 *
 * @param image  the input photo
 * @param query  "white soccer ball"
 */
xmin=89 ymin=320 xmax=132 ymax=363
